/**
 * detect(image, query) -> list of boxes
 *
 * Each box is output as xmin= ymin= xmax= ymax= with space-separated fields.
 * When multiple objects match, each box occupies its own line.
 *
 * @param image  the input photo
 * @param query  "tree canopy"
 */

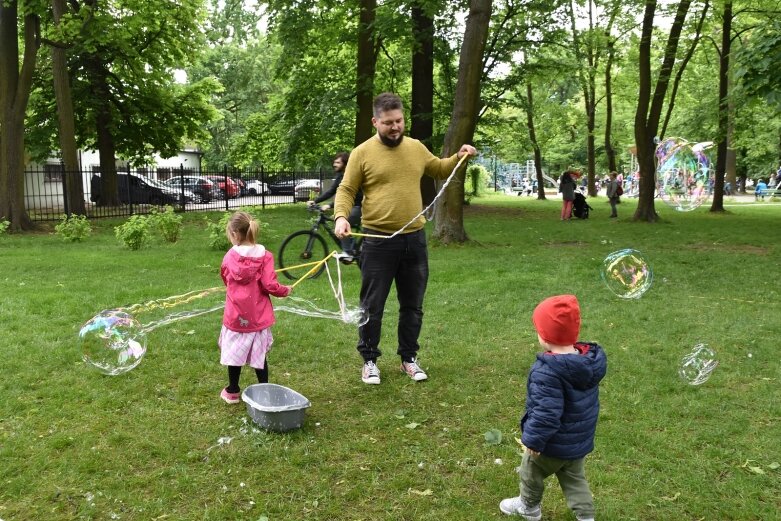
xmin=4 ymin=0 xmax=781 ymax=230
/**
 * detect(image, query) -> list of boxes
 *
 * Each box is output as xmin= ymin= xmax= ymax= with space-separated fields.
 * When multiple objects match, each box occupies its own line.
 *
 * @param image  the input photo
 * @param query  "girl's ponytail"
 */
xmin=246 ymin=219 xmax=259 ymax=245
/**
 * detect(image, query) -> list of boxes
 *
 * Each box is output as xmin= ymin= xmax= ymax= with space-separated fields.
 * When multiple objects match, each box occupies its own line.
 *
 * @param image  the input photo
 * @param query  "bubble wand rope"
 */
xmin=289 ymin=250 xmax=338 ymax=290
xmin=349 ymin=153 xmax=469 ymax=240
xmin=323 ymin=253 xmax=348 ymax=317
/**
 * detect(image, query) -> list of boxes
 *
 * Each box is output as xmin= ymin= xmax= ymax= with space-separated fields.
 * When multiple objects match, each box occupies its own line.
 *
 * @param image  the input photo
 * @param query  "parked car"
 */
xmin=245 ymin=180 xmax=269 ymax=196
xmin=90 ymin=173 xmax=192 ymax=205
xmin=163 ymin=176 xmax=217 ymax=203
xmin=294 ymin=179 xmax=321 ymax=201
xmin=232 ymin=177 xmax=247 ymax=196
xmin=204 ymin=175 xmax=240 ymax=199
xmin=267 ymin=178 xmax=297 ymax=195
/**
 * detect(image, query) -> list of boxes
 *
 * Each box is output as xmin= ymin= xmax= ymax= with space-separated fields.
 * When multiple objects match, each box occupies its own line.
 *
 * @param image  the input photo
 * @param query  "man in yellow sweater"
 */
xmin=334 ymin=92 xmax=477 ymax=385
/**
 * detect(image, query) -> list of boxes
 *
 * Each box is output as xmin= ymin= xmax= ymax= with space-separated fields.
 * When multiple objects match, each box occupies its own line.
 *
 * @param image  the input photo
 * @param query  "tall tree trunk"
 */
xmin=411 ymin=2 xmax=436 ymax=205
xmin=634 ymin=0 xmax=692 ymax=222
xmin=660 ymin=2 xmax=708 ymax=139
xmin=432 ymin=0 xmax=491 ymax=244
xmin=725 ymin=61 xmax=736 ymax=190
xmin=0 ymin=4 xmax=38 ymax=231
xmin=725 ymin=115 xmax=736 ymax=187
xmin=711 ymin=0 xmax=731 ymax=212
xmin=52 ymin=0 xmax=86 ymax=215
xmin=525 ymin=82 xmax=546 ymax=200
xmin=354 ymin=0 xmax=376 ymax=146
xmin=568 ymin=0 xmax=597 ymax=195
xmin=778 ymin=129 xmax=781 ymax=167
xmin=604 ymin=34 xmax=617 ymax=172
xmin=88 ymin=58 xmax=120 ymax=206
xmin=586 ymin=107 xmax=596 ymax=194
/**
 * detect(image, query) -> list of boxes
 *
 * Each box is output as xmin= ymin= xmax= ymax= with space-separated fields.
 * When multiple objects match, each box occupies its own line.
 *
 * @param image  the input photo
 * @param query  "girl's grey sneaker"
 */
xmin=362 ymin=361 xmax=381 ymax=384
xmin=499 ymin=496 xmax=542 ymax=520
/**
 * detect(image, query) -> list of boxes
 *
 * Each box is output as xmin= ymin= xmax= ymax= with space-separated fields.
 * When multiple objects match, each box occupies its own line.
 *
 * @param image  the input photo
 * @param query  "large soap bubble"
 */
xmin=601 ymin=249 xmax=653 ymax=299
xmin=655 ymin=137 xmax=713 ymax=212
xmin=678 ymin=343 xmax=718 ymax=385
xmin=80 ymin=310 xmax=147 ymax=375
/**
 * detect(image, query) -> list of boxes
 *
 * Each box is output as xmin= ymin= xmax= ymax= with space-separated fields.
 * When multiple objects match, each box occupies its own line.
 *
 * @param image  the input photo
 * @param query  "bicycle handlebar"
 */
xmin=306 ymin=204 xmax=334 ymax=222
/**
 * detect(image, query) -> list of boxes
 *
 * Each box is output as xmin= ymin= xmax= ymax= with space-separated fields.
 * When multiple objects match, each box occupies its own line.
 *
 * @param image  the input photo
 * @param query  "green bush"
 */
xmin=149 ymin=205 xmax=183 ymax=243
xmin=466 ymin=164 xmax=491 ymax=197
xmin=114 ymin=215 xmax=151 ymax=250
xmin=54 ymin=214 xmax=92 ymax=242
xmin=0 ymin=218 xmax=10 ymax=235
xmin=205 ymin=207 xmax=270 ymax=251
xmin=205 ymin=212 xmax=232 ymax=251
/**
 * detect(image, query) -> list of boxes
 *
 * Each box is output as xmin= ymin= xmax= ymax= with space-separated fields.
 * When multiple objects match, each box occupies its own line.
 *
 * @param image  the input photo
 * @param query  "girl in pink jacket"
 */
xmin=218 ymin=211 xmax=291 ymax=404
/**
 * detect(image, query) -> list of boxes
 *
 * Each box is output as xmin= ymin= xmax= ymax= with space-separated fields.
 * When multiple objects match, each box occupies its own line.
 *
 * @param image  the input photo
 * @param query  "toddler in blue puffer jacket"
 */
xmin=500 ymin=295 xmax=607 ymax=521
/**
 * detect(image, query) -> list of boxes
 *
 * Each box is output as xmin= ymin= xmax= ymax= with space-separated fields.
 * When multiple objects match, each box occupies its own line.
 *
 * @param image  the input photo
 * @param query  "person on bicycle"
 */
xmin=333 ymin=92 xmax=477 ymax=385
xmin=308 ymin=152 xmax=362 ymax=262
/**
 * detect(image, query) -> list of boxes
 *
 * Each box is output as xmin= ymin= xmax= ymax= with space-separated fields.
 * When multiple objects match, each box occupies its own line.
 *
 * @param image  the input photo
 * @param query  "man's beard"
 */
xmin=378 ymin=133 xmax=403 ymax=148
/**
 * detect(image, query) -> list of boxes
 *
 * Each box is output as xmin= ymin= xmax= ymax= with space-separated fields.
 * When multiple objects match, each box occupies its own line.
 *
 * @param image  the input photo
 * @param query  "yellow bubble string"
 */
xmin=289 ymin=250 xmax=337 ymax=290
xmin=114 ymin=253 xmax=348 ymax=333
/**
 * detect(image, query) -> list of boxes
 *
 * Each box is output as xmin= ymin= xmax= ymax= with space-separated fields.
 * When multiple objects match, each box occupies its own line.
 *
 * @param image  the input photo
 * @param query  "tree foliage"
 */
xmin=6 ymin=0 xmax=781 ymax=230
xmin=28 ymin=0 xmax=219 ymax=168
xmin=733 ymin=18 xmax=781 ymax=108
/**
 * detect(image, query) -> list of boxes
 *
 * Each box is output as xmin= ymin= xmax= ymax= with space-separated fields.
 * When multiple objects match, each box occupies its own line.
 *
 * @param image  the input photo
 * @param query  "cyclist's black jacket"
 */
xmin=315 ymin=172 xmax=363 ymax=206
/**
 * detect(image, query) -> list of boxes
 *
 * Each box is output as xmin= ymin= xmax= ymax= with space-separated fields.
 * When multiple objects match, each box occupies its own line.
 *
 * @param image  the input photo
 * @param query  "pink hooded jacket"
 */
xmin=220 ymin=244 xmax=290 ymax=332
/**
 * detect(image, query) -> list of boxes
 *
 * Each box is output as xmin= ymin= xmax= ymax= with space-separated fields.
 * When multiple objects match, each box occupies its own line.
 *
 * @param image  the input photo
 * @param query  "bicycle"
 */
xmin=278 ymin=204 xmax=362 ymax=280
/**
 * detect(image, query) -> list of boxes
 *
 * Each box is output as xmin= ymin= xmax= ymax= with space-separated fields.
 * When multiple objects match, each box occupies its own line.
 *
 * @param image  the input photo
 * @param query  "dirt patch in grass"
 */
xmin=686 ymin=243 xmax=770 ymax=255
xmin=544 ymin=240 xmax=588 ymax=247
xmin=464 ymin=205 xmax=526 ymax=218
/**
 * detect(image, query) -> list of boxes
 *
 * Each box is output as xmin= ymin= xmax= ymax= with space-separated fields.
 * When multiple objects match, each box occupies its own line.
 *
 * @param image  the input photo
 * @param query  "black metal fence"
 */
xmin=23 ymin=164 xmax=327 ymax=221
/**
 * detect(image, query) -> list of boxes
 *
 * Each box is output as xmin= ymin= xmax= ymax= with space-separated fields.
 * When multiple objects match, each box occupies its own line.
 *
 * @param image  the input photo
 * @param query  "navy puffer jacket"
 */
xmin=520 ymin=342 xmax=607 ymax=460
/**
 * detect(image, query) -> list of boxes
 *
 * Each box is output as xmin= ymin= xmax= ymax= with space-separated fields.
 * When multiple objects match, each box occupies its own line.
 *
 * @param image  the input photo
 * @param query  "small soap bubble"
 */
xmin=601 ymin=249 xmax=653 ymax=299
xmin=678 ymin=343 xmax=718 ymax=385
xmin=80 ymin=310 xmax=147 ymax=375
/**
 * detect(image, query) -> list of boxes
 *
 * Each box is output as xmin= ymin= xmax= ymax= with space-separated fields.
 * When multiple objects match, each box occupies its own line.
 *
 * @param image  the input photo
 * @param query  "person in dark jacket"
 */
xmin=500 ymin=295 xmax=607 ymax=521
xmin=559 ymin=170 xmax=579 ymax=220
xmin=605 ymin=171 xmax=619 ymax=218
xmin=309 ymin=152 xmax=362 ymax=260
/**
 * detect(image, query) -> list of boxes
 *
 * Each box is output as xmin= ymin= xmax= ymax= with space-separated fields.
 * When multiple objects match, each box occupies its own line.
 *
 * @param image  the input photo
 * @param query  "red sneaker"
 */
xmin=220 ymin=388 xmax=241 ymax=404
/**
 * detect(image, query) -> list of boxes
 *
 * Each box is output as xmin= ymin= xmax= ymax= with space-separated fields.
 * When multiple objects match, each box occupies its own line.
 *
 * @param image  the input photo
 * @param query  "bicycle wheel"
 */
xmin=278 ymin=231 xmax=329 ymax=280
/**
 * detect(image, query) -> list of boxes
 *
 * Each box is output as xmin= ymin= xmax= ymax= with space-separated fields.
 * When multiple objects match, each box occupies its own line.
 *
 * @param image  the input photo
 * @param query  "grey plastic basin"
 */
xmin=241 ymin=383 xmax=311 ymax=432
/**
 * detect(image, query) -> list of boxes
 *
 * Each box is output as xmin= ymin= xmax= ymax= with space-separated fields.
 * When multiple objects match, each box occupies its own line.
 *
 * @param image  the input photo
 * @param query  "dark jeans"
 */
xmin=609 ymin=196 xmax=618 ymax=217
xmin=357 ymin=229 xmax=428 ymax=362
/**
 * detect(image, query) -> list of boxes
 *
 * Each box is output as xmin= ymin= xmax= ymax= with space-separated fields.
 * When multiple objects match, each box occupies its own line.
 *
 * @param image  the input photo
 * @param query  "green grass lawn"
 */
xmin=1 ymin=194 xmax=780 ymax=520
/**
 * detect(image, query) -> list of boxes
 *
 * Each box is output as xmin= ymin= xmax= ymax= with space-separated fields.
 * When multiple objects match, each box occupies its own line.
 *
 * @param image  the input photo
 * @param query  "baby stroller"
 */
xmin=572 ymin=191 xmax=593 ymax=219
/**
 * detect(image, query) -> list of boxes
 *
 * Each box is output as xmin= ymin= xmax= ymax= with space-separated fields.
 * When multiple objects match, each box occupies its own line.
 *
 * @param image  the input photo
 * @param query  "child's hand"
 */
xmin=526 ymin=448 xmax=540 ymax=457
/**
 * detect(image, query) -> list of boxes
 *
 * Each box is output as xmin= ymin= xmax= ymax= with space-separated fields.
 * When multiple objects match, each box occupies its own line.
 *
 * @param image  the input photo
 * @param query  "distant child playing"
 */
xmin=500 ymin=295 xmax=607 ymax=521
xmin=219 ymin=211 xmax=292 ymax=404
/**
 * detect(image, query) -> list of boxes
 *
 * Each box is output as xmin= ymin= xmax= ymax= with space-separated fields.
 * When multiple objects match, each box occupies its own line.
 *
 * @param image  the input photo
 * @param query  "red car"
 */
xmin=205 ymin=175 xmax=240 ymax=199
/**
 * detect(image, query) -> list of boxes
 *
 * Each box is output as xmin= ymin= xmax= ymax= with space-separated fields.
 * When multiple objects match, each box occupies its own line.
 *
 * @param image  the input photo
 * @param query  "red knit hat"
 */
xmin=532 ymin=295 xmax=581 ymax=346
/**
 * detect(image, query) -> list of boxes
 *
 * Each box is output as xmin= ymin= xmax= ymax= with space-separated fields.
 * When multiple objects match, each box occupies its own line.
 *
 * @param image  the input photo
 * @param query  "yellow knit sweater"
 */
xmin=334 ymin=136 xmax=459 ymax=234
